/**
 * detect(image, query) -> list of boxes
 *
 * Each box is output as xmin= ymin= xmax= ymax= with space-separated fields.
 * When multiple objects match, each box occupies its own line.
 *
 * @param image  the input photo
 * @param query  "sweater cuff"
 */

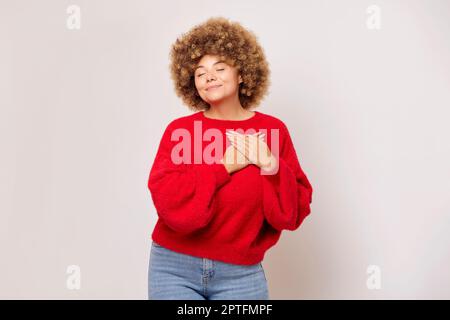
xmin=211 ymin=162 xmax=231 ymax=189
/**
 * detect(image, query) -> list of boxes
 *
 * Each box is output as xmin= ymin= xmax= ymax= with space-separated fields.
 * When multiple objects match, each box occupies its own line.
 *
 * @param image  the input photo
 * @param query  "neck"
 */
xmin=205 ymin=95 xmax=252 ymax=120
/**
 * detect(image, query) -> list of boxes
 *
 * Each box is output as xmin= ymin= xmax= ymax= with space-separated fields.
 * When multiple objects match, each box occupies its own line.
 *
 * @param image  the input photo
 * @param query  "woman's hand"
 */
xmin=226 ymin=130 xmax=278 ymax=172
xmin=220 ymin=143 xmax=251 ymax=174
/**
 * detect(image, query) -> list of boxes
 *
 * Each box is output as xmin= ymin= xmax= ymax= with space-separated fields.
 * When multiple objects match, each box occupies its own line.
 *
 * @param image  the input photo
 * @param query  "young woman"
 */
xmin=147 ymin=17 xmax=313 ymax=300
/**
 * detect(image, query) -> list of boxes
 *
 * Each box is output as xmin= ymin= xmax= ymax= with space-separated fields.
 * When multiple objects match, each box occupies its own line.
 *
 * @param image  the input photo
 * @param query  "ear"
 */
xmin=238 ymin=75 xmax=243 ymax=84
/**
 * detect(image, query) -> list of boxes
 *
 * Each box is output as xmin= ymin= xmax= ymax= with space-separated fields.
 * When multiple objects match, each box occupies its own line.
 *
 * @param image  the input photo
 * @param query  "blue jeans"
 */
xmin=148 ymin=241 xmax=269 ymax=300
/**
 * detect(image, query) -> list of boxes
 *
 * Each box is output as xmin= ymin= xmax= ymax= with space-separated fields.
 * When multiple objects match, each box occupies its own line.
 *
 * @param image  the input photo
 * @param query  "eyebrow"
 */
xmin=195 ymin=60 xmax=226 ymax=71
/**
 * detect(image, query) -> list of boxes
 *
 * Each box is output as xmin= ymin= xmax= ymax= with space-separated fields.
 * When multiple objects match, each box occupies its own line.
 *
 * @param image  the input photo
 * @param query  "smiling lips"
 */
xmin=206 ymin=84 xmax=222 ymax=91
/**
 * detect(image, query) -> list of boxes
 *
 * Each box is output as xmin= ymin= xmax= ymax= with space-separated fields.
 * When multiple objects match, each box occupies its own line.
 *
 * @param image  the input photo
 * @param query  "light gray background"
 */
xmin=1 ymin=0 xmax=449 ymax=299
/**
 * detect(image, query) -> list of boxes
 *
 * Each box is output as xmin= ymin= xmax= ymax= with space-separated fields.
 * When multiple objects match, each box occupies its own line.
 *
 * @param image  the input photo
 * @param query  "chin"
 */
xmin=205 ymin=94 xmax=227 ymax=102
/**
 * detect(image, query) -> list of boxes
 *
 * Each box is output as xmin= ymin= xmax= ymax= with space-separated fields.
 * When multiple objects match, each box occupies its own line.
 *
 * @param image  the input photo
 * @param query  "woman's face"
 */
xmin=194 ymin=54 xmax=243 ymax=105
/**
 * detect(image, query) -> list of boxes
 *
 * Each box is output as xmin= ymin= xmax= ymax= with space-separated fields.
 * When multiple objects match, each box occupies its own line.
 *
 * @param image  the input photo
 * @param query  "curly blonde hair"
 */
xmin=169 ymin=17 xmax=271 ymax=111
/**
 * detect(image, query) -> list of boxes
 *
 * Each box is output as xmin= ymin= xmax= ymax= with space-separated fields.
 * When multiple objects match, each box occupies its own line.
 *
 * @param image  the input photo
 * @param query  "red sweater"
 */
xmin=147 ymin=110 xmax=313 ymax=265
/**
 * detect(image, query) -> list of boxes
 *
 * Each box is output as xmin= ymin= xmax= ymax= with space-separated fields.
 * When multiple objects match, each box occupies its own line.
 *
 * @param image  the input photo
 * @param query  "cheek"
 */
xmin=222 ymin=75 xmax=238 ymax=90
xmin=223 ymin=71 xmax=234 ymax=81
xmin=194 ymin=78 xmax=204 ymax=90
xmin=223 ymin=71 xmax=238 ymax=84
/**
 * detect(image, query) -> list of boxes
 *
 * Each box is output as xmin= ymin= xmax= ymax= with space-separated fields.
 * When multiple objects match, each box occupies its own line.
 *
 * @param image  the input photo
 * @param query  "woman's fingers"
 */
xmin=226 ymin=132 xmax=247 ymax=146
xmin=230 ymin=141 xmax=249 ymax=163
xmin=229 ymin=137 xmax=248 ymax=154
xmin=226 ymin=130 xmax=262 ymax=135
xmin=226 ymin=131 xmax=268 ymax=165
xmin=226 ymin=131 xmax=274 ymax=169
xmin=226 ymin=131 xmax=265 ymax=140
xmin=231 ymin=137 xmax=262 ymax=165
xmin=230 ymin=137 xmax=248 ymax=153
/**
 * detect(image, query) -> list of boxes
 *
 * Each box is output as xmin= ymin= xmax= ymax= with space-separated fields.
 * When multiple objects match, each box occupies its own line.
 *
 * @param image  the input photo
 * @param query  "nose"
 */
xmin=206 ymin=72 xmax=217 ymax=82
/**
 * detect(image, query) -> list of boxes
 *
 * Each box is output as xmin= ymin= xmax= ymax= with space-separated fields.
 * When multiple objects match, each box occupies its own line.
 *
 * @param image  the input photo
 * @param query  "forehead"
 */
xmin=196 ymin=55 xmax=227 ymax=69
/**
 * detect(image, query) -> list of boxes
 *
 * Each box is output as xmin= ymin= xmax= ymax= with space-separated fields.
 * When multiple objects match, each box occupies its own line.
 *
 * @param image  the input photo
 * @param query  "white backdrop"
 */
xmin=1 ymin=0 xmax=449 ymax=299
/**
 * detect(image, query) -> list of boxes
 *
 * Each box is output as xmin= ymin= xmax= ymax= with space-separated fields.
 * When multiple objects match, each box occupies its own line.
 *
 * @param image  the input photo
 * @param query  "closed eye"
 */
xmin=197 ymin=68 xmax=225 ymax=77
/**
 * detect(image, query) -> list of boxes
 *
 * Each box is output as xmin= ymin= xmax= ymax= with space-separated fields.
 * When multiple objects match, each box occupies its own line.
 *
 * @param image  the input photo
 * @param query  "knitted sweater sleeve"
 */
xmin=147 ymin=122 xmax=231 ymax=235
xmin=261 ymin=122 xmax=313 ymax=231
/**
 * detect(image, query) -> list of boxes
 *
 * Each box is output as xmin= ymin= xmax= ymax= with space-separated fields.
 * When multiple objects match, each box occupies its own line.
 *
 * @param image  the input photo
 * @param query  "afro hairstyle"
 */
xmin=169 ymin=16 xmax=271 ymax=111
